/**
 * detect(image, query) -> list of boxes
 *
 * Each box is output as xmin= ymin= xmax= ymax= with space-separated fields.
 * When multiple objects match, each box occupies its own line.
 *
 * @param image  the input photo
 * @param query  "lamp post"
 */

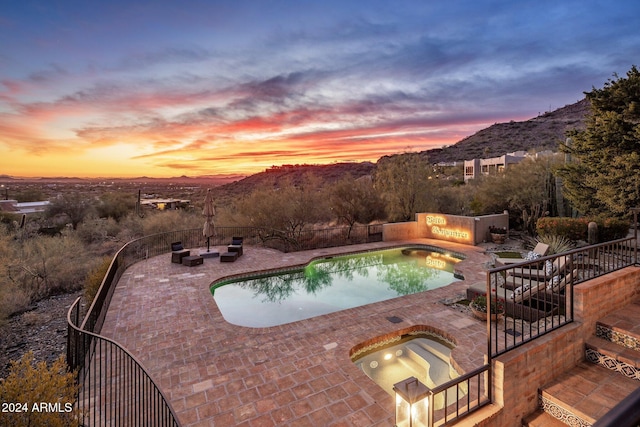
xmin=393 ymin=377 xmax=431 ymax=427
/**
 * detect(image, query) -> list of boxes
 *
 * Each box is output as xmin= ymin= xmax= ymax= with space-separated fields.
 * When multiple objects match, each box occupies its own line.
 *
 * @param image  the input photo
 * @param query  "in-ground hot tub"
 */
xmin=351 ymin=332 xmax=467 ymax=410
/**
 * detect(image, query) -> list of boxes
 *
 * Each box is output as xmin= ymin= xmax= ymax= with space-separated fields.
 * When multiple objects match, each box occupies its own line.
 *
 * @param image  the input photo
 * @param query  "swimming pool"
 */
xmin=211 ymin=246 xmax=464 ymax=327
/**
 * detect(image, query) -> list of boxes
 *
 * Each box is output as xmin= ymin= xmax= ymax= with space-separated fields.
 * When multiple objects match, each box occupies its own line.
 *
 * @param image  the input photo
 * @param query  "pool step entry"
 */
xmin=524 ymin=301 xmax=640 ymax=426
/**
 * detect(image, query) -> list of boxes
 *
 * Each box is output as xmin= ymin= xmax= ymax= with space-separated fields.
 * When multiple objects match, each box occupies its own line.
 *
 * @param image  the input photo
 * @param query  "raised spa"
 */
xmin=211 ymin=246 xmax=463 ymax=327
xmin=352 ymin=334 xmax=466 ymax=409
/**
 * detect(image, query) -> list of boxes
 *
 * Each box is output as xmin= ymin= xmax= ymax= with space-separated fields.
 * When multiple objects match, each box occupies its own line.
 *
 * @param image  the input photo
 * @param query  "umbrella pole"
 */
xmin=207 ymin=236 xmax=210 ymax=252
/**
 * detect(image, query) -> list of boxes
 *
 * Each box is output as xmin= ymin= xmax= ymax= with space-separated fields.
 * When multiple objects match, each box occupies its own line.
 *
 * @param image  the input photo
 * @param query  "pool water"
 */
xmin=211 ymin=246 xmax=463 ymax=327
xmin=352 ymin=335 xmax=466 ymax=409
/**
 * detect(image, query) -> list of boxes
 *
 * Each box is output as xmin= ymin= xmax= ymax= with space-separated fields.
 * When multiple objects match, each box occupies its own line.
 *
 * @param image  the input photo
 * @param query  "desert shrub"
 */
xmin=536 ymin=217 xmax=630 ymax=243
xmin=84 ymin=256 xmax=112 ymax=306
xmin=536 ymin=217 xmax=590 ymax=241
xmin=0 ymin=234 xmax=96 ymax=323
xmin=141 ymin=210 xmax=202 ymax=236
xmin=0 ymin=351 xmax=79 ymax=426
xmin=0 ymin=286 xmax=31 ymax=326
xmin=76 ymin=216 xmax=122 ymax=244
xmin=16 ymin=235 xmax=93 ymax=298
xmin=594 ymin=217 xmax=630 ymax=241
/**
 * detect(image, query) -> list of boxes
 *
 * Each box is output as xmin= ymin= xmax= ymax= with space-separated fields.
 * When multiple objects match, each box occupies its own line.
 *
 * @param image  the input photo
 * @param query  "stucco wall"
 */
xmin=480 ymin=266 xmax=640 ymax=426
xmin=417 ymin=213 xmax=477 ymax=245
xmin=381 ymin=221 xmax=419 ymax=241
xmin=474 ymin=212 xmax=509 ymax=243
xmin=383 ymin=212 xmax=509 ymax=245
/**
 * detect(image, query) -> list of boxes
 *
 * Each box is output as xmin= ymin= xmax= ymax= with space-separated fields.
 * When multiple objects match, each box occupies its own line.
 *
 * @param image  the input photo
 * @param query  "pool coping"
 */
xmin=100 ymin=238 xmax=492 ymax=426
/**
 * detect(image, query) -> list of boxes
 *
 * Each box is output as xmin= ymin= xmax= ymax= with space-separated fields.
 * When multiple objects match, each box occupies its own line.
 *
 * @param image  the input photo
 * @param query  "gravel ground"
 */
xmin=0 ymin=291 xmax=82 ymax=379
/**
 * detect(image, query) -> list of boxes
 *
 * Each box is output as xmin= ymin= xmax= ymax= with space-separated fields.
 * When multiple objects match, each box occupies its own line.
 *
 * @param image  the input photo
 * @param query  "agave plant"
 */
xmin=527 ymin=233 xmax=575 ymax=255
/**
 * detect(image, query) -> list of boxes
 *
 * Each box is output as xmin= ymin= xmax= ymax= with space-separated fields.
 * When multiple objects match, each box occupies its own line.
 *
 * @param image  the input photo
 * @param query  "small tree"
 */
xmin=470 ymin=156 xmax=560 ymax=235
xmin=96 ymin=192 xmax=136 ymax=222
xmin=46 ymin=193 xmax=93 ymax=230
xmin=235 ymin=175 xmax=329 ymax=238
xmin=374 ymin=152 xmax=434 ymax=221
xmin=328 ymin=174 xmax=385 ymax=237
xmin=0 ymin=351 xmax=79 ymax=426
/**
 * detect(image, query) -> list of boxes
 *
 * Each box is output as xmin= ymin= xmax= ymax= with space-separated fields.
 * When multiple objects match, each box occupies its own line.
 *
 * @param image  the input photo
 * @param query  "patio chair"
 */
xmin=171 ymin=241 xmax=190 ymax=263
xmin=505 ymin=256 xmax=568 ymax=286
xmin=504 ymin=269 xmax=576 ymax=322
xmin=228 ymin=236 xmax=243 ymax=256
xmin=495 ymin=242 xmax=550 ymax=265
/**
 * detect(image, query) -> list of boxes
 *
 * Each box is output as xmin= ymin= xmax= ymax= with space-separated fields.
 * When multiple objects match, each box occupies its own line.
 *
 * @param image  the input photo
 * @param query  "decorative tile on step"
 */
xmin=585 ymin=348 xmax=640 ymax=381
xmin=539 ymin=395 xmax=590 ymax=427
xmin=596 ymin=323 xmax=640 ymax=352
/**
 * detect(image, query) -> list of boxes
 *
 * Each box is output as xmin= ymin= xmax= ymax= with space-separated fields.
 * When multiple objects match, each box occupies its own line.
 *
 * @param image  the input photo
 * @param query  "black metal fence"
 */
xmin=487 ymin=236 xmax=638 ymax=358
xmin=68 ymin=298 xmax=180 ymax=427
xmin=428 ymin=365 xmax=491 ymax=426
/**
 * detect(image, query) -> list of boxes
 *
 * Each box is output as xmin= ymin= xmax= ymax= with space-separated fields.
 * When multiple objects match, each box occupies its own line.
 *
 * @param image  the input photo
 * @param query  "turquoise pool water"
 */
xmin=211 ymin=246 xmax=463 ymax=327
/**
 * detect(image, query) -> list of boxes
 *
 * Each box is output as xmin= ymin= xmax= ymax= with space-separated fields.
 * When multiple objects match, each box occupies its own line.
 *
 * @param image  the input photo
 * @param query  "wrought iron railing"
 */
xmin=429 ymin=365 xmax=491 ymax=426
xmin=487 ymin=236 xmax=637 ymax=358
xmin=68 ymin=298 xmax=180 ymax=427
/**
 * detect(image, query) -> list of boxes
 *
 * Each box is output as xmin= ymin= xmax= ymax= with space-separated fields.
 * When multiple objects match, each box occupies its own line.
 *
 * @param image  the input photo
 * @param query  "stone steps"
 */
xmin=523 ymin=300 xmax=640 ymax=426
xmin=522 ymin=409 xmax=568 ymax=427
xmin=537 ymin=361 xmax=638 ymax=426
xmin=585 ymin=336 xmax=640 ymax=381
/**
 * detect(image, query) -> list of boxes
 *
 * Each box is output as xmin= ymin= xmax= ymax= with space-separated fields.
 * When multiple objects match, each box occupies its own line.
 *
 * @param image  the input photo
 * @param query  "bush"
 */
xmin=594 ymin=217 xmax=630 ymax=241
xmin=84 ymin=256 xmax=112 ymax=306
xmin=536 ymin=217 xmax=590 ymax=241
xmin=141 ymin=210 xmax=203 ymax=236
xmin=536 ymin=217 xmax=630 ymax=243
xmin=0 ymin=351 xmax=79 ymax=426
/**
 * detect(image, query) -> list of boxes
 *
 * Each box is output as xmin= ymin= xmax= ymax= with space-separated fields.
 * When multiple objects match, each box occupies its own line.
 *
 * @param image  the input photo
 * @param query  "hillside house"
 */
xmin=463 ymin=151 xmax=554 ymax=182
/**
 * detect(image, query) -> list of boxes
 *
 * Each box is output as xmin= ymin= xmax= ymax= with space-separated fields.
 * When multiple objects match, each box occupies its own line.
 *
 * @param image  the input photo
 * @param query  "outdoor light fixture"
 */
xmin=393 ymin=377 xmax=431 ymax=427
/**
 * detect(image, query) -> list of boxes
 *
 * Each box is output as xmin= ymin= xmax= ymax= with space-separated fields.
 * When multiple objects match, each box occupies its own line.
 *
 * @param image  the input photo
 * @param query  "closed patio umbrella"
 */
xmin=202 ymin=189 xmax=216 ymax=252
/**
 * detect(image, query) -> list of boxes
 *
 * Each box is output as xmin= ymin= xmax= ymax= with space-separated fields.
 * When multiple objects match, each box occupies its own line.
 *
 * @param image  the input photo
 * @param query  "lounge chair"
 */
xmin=509 ymin=268 xmax=573 ymax=303
xmin=503 ymin=269 xmax=576 ymax=321
xmin=495 ymin=242 xmax=550 ymax=265
xmin=505 ymin=256 xmax=568 ymax=286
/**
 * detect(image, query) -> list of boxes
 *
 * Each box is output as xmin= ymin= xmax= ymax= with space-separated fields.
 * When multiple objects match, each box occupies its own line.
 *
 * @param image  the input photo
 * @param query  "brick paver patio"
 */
xmin=100 ymin=239 xmax=493 ymax=426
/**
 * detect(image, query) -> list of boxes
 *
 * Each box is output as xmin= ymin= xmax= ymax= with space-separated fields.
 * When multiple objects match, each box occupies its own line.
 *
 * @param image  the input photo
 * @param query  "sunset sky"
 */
xmin=2 ymin=0 xmax=639 ymax=178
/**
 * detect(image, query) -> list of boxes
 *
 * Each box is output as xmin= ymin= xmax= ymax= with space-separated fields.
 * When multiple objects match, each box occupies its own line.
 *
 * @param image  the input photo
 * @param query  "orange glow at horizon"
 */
xmin=3 ymin=126 xmax=475 ymax=178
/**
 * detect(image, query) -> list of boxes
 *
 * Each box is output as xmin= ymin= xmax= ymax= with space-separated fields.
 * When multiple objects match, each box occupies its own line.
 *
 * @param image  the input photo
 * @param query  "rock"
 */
xmin=0 ymin=291 xmax=81 ymax=379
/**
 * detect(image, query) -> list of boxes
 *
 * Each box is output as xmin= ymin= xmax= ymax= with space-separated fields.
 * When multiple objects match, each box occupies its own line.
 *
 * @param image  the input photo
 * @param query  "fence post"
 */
xmin=633 ymin=208 xmax=640 ymax=266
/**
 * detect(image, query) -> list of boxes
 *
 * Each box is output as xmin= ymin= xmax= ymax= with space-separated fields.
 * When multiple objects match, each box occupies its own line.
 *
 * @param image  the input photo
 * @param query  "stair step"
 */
xmin=540 ymin=361 xmax=639 ymax=425
xmin=585 ymin=336 xmax=640 ymax=381
xmin=595 ymin=300 xmax=640 ymax=352
xmin=522 ymin=409 xmax=567 ymax=426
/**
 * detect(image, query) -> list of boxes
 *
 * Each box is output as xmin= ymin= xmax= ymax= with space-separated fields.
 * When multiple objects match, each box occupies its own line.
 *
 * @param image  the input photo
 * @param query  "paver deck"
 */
xmin=100 ymin=239 xmax=493 ymax=426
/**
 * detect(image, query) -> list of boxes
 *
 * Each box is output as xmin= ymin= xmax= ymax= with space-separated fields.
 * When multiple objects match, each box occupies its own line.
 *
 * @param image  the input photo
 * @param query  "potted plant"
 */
xmin=489 ymin=226 xmax=507 ymax=244
xmin=470 ymin=293 xmax=505 ymax=321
